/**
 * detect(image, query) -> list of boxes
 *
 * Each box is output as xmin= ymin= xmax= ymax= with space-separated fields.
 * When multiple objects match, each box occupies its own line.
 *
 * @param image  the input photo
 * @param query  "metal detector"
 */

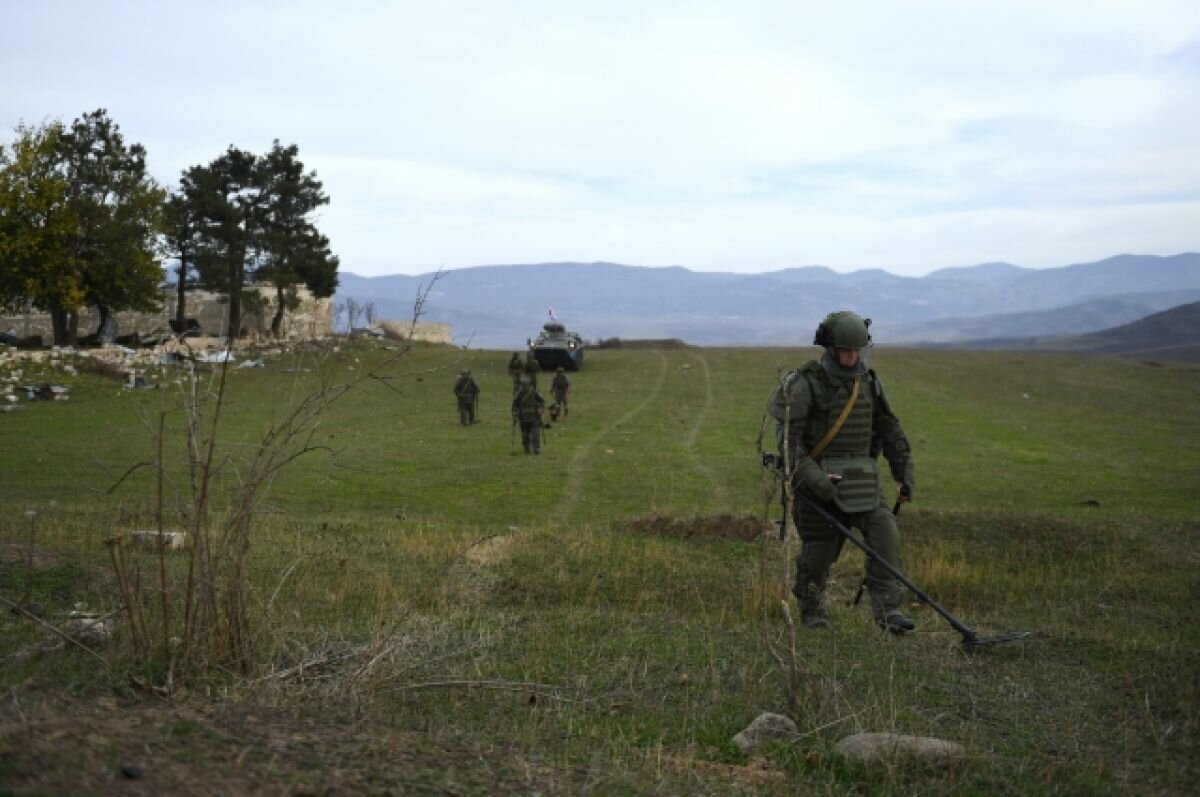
xmin=797 ymin=494 xmax=1031 ymax=651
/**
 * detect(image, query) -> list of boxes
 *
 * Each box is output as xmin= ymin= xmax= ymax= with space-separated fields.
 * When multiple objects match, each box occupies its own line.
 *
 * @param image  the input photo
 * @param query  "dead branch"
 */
xmin=0 ymin=593 xmax=111 ymax=668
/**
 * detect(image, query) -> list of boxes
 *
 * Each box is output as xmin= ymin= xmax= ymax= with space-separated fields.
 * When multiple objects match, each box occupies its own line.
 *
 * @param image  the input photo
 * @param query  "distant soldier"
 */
xmin=523 ymin=353 xmax=541 ymax=388
xmin=511 ymin=375 xmax=546 ymax=454
xmin=550 ymin=366 xmax=571 ymax=419
xmin=453 ymin=369 xmax=480 ymax=425
xmin=507 ymin=352 xmax=524 ymax=392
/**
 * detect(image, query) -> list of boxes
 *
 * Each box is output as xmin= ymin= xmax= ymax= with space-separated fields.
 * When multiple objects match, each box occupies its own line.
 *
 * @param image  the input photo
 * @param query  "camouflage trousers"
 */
xmin=518 ymin=419 xmax=542 ymax=454
xmin=791 ymin=498 xmax=904 ymax=620
xmin=457 ymin=397 xmax=476 ymax=425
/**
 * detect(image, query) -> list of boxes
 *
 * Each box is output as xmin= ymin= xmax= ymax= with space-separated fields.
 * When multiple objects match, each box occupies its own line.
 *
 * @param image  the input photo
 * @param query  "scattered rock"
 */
xmin=835 ymin=732 xmax=965 ymax=766
xmin=21 ymin=383 xmax=69 ymax=400
xmin=732 ymin=712 xmax=798 ymax=754
xmin=63 ymin=614 xmax=113 ymax=646
xmin=130 ymin=530 xmax=189 ymax=550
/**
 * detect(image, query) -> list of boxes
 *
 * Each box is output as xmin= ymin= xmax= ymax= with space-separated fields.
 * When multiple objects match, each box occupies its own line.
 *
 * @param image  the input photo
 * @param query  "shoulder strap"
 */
xmin=809 ymin=377 xmax=860 ymax=460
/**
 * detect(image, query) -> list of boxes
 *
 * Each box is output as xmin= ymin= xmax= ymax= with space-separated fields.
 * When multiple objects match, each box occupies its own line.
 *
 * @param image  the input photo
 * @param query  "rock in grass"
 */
xmin=836 ymin=732 xmax=965 ymax=766
xmin=732 ymin=712 xmax=798 ymax=754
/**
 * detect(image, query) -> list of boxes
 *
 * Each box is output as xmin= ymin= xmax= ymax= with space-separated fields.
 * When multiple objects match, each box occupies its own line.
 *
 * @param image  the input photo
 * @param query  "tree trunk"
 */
xmin=50 ymin=307 xmax=68 ymax=346
xmin=226 ymin=253 xmax=244 ymax=339
xmin=49 ymin=306 xmax=80 ymax=346
xmin=175 ymin=256 xmax=188 ymax=333
xmin=94 ymin=304 xmax=116 ymax=343
xmin=271 ymin=285 xmax=286 ymax=338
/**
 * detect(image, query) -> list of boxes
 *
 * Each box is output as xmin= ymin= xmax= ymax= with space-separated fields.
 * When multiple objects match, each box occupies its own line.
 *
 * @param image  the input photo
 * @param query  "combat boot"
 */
xmin=801 ymin=604 xmax=831 ymax=630
xmin=796 ymin=597 xmax=835 ymax=628
xmin=876 ymin=609 xmax=915 ymax=634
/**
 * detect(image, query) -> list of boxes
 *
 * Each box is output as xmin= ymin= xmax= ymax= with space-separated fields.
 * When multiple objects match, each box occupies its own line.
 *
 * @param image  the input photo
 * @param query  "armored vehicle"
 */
xmin=529 ymin=320 xmax=584 ymax=371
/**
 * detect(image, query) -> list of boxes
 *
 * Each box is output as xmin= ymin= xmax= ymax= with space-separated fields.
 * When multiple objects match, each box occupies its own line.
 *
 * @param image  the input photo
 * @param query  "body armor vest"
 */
xmin=514 ymin=387 xmax=541 ymax=421
xmin=802 ymin=364 xmax=880 ymax=513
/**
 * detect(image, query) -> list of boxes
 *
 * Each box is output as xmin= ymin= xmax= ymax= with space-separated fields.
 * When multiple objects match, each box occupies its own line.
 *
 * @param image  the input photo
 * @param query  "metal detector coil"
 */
xmin=798 ymin=494 xmax=1032 ymax=650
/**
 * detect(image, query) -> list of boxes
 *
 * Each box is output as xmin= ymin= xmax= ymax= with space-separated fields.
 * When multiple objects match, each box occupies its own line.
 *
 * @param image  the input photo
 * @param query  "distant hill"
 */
xmin=879 ymin=290 xmax=1200 ymax=344
xmin=929 ymin=301 xmax=1200 ymax=362
xmin=333 ymin=253 xmax=1200 ymax=349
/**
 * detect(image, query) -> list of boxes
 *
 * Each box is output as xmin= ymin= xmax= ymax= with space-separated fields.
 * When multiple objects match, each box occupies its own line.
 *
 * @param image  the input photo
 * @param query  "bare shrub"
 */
xmin=105 ymin=273 xmax=446 ymax=681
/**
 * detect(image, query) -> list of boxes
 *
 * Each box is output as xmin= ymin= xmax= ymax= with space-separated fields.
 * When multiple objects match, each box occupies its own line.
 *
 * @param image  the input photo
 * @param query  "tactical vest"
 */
xmin=799 ymin=362 xmax=880 ymax=513
xmin=514 ymin=387 xmax=540 ymax=421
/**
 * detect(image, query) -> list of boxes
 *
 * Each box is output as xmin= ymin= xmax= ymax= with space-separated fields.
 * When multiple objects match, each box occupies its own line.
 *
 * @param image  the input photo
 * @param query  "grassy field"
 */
xmin=1 ymin=339 xmax=1198 ymax=795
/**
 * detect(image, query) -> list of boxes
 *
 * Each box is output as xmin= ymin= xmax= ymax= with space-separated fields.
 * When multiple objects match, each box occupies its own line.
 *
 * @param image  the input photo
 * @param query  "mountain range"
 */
xmin=334 ymin=253 xmax=1200 ymax=353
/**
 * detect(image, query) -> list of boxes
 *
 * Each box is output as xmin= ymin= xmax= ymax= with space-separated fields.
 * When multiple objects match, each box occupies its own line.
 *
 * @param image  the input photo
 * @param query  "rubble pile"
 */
xmin=0 ymin=338 xmax=290 ymax=409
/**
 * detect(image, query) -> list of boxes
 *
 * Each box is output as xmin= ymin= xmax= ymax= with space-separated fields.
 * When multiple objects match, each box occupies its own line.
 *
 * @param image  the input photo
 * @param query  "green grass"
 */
xmin=1 ymin=339 xmax=1198 ymax=794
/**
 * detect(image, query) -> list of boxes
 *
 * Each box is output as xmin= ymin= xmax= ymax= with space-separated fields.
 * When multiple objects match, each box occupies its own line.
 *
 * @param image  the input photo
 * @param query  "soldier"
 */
xmin=766 ymin=310 xmax=916 ymax=633
xmin=550 ymin=366 xmax=571 ymax=419
xmin=511 ymin=375 xmax=546 ymax=454
xmin=507 ymin=352 xmax=524 ymax=392
xmin=452 ymin=369 xmax=480 ymax=425
xmin=523 ymin=352 xmax=541 ymax=388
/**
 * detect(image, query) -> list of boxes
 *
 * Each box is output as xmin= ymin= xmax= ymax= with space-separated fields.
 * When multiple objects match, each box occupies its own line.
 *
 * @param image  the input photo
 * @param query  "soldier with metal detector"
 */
xmin=511 ymin=375 xmax=546 ymax=454
xmin=766 ymin=311 xmax=917 ymax=633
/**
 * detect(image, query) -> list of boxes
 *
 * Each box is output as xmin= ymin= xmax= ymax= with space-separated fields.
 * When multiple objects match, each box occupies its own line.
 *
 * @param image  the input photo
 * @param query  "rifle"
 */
xmin=759 ymin=451 xmax=791 ymax=541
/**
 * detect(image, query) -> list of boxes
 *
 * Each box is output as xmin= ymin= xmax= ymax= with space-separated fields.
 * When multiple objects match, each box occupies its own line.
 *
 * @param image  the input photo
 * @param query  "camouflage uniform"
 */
xmin=453 ymin=370 xmax=480 ymax=425
xmin=511 ymin=376 xmax=546 ymax=454
xmin=507 ymin=353 xmax=524 ymax=392
xmin=523 ymin=354 xmax=541 ymax=388
xmin=551 ymin=368 xmax=570 ymax=417
xmin=767 ymin=311 xmax=916 ymax=632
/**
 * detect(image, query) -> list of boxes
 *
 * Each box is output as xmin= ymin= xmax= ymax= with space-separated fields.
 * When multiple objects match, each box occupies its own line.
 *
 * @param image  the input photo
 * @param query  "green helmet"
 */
xmin=814 ymin=311 xmax=871 ymax=348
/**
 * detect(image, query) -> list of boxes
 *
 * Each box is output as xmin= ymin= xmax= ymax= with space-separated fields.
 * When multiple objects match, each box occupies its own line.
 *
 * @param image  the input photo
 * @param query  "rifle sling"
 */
xmin=808 ymin=376 xmax=859 ymax=461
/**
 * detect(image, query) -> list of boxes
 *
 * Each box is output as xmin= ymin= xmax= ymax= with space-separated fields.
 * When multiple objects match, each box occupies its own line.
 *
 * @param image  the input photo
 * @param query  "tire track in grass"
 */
xmin=552 ymin=350 xmax=670 ymax=523
xmin=682 ymin=350 xmax=730 ymax=507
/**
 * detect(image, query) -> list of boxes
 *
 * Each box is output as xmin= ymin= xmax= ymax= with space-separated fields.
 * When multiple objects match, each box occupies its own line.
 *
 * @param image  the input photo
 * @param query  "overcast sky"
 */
xmin=3 ymin=1 xmax=1199 ymax=278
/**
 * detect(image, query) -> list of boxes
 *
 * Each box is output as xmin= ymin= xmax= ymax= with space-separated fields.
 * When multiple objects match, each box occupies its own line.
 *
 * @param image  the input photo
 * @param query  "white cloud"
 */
xmin=2 ymin=0 xmax=1198 ymax=276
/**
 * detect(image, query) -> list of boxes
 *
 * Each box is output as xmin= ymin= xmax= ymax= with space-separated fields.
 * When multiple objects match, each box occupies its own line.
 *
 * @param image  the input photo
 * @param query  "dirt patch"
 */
xmin=619 ymin=513 xmax=771 ymax=542
xmin=462 ymin=533 xmax=517 ymax=567
xmin=0 ymin=695 xmax=574 ymax=796
xmin=0 ymin=543 xmax=64 ymax=570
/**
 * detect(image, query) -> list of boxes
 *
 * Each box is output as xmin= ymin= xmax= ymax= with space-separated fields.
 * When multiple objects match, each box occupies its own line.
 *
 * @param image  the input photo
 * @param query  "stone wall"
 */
xmin=2 ymin=286 xmax=333 ymax=342
xmin=375 ymin=320 xmax=453 ymax=344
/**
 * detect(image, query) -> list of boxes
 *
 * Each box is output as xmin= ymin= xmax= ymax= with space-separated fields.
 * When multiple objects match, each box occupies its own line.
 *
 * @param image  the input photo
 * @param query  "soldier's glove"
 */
xmin=809 ymin=473 xmax=838 ymax=503
xmin=899 ymin=482 xmax=915 ymax=502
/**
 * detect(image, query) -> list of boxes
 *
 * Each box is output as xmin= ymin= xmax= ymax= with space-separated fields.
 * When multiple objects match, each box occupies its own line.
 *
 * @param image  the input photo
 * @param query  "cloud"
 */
xmin=3 ymin=0 xmax=1199 ymax=277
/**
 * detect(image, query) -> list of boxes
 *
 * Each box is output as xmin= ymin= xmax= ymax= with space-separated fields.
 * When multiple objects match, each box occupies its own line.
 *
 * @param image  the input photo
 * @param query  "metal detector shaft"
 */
xmin=797 ymin=494 xmax=982 ymax=642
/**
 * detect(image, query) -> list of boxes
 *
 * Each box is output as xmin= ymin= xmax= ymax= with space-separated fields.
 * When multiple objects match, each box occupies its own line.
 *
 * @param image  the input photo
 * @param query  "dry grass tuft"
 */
xmin=619 ymin=512 xmax=770 ymax=542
